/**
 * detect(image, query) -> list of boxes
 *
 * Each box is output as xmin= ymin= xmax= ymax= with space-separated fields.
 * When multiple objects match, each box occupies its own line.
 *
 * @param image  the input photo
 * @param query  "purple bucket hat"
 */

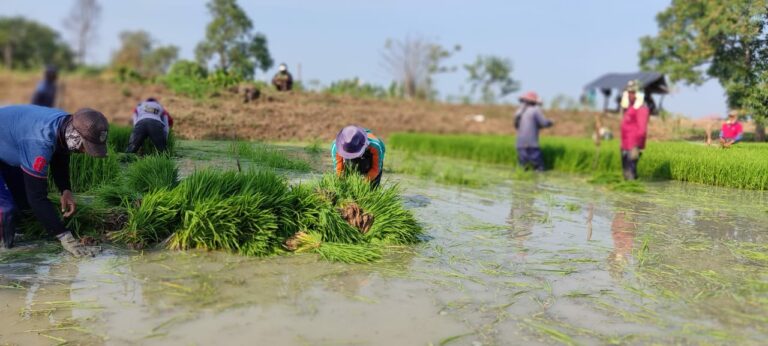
xmin=336 ymin=125 xmax=369 ymax=159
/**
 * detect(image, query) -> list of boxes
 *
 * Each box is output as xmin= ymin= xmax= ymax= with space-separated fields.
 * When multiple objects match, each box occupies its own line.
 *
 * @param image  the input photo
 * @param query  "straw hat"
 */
xmin=519 ymin=91 xmax=541 ymax=104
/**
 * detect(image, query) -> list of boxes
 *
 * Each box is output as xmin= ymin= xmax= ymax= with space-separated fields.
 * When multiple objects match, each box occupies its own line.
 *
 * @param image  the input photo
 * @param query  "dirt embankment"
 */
xmin=0 ymin=72 xmax=701 ymax=142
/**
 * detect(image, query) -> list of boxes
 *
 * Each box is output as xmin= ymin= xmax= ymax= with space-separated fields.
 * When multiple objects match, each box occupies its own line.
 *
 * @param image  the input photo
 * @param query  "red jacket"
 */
xmin=621 ymin=105 xmax=649 ymax=150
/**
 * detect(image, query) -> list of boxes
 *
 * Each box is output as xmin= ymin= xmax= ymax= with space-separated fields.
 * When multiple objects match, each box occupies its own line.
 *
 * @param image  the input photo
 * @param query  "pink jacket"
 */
xmin=621 ymin=105 xmax=649 ymax=150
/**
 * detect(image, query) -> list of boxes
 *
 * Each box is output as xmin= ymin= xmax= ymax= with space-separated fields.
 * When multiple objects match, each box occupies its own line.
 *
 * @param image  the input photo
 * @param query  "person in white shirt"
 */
xmin=126 ymin=97 xmax=172 ymax=153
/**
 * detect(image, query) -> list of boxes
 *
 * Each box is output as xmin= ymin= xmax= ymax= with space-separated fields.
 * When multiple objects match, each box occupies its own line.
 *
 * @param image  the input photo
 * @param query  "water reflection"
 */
xmin=607 ymin=208 xmax=637 ymax=280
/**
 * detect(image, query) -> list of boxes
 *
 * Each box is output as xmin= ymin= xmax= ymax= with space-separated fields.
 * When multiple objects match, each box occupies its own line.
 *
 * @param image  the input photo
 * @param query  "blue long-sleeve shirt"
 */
xmin=515 ymin=105 xmax=553 ymax=148
xmin=31 ymin=81 xmax=57 ymax=107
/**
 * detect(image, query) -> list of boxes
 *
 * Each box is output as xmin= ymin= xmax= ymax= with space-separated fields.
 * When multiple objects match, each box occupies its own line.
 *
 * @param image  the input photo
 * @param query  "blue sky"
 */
xmin=2 ymin=0 xmax=726 ymax=117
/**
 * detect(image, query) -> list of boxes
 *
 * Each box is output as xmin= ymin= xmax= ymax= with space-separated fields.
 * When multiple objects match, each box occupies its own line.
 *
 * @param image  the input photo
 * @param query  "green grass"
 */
xmin=389 ymin=133 xmax=768 ymax=190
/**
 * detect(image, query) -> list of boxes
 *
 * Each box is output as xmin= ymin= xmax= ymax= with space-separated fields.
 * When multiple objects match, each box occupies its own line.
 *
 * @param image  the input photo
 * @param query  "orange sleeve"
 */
xmin=367 ymin=147 xmax=381 ymax=181
xmin=335 ymin=154 xmax=344 ymax=176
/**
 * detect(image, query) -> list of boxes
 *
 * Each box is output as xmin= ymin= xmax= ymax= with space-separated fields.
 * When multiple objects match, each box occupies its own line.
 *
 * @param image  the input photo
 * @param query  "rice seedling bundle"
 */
xmin=123 ymin=154 xmax=179 ymax=194
xmin=110 ymin=169 xmax=422 ymax=263
xmin=390 ymin=133 xmax=768 ymax=190
xmin=66 ymin=147 xmax=121 ymax=192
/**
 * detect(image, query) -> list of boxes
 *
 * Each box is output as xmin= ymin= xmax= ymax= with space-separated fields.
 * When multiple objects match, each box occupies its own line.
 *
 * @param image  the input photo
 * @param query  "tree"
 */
xmin=0 ymin=16 xmax=74 ymax=69
xmin=195 ymin=0 xmax=273 ymax=79
xmin=380 ymin=36 xmax=461 ymax=100
xmin=111 ymin=30 xmax=179 ymax=76
xmin=463 ymin=55 xmax=520 ymax=104
xmin=639 ymin=0 xmax=768 ymax=140
xmin=63 ymin=0 xmax=101 ymax=65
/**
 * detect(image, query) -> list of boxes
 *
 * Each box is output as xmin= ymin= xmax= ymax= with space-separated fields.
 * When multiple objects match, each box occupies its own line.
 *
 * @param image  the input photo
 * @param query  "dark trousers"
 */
xmin=371 ymin=171 xmax=382 ymax=189
xmin=126 ymin=119 xmax=167 ymax=154
xmin=0 ymin=163 xmax=28 ymax=248
xmin=517 ymin=147 xmax=545 ymax=171
xmin=621 ymin=150 xmax=640 ymax=180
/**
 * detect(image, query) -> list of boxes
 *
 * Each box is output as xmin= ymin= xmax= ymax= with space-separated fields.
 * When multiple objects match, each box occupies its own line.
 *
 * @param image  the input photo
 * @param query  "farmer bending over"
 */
xmin=0 ymin=105 xmax=109 ymax=257
xmin=31 ymin=65 xmax=58 ymax=108
xmin=126 ymin=97 xmax=173 ymax=154
xmin=620 ymin=80 xmax=649 ymax=180
xmin=719 ymin=110 xmax=743 ymax=148
xmin=331 ymin=125 xmax=385 ymax=188
xmin=515 ymin=91 xmax=553 ymax=171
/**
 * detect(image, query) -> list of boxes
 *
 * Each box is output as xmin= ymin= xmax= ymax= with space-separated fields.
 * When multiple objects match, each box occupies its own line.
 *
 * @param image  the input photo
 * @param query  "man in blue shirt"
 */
xmin=0 ymin=105 xmax=109 ymax=257
xmin=31 ymin=65 xmax=58 ymax=108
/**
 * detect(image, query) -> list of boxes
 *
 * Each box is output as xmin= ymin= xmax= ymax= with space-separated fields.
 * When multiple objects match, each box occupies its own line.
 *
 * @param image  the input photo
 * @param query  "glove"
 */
xmin=628 ymin=147 xmax=640 ymax=160
xmin=58 ymin=231 xmax=100 ymax=257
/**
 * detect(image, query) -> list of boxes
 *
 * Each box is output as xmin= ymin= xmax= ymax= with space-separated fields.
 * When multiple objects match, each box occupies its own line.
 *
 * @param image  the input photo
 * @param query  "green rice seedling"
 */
xmin=65 ymin=147 xmax=121 ymax=192
xmin=107 ymin=124 xmax=133 ymax=151
xmin=92 ymin=183 xmax=139 ymax=208
xmin=293 ymin=231 xmax=382 ymax=263
xmin=230 ymin=141 xmax=311 ymax=172
xmin=316 ymin=241 xmax=382 ymax=263
xmin=168 ymin=194 xmax=280 ymax=254
xmin=123 ymin=154 xmax=179 ymax=194
xmin=111 ymin=189 xmax=184 ymax=248
xmin=304 ymin=139 xmax=324 ymax=155
xmin=389 ymin=133 xmax=768 ymax=190
xmin=313 ymin=174 xmax=423 ymax=245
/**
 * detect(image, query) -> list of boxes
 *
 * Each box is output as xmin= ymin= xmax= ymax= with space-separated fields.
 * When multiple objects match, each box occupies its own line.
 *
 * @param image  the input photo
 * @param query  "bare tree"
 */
xmin=380 ymin=36 xmax=460 ymax=100
xmin=64 ymin=0 xmax=101 ymax=65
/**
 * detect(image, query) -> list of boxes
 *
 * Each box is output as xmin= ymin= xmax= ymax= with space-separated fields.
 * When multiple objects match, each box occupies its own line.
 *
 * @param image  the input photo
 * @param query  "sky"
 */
xmin=2 ymin=0 xmax=727 ymax=118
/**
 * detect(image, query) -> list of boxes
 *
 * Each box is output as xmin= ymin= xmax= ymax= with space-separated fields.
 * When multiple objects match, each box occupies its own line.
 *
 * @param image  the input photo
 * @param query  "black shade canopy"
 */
xmin=584 ymin=72 xmax=669 ymax=94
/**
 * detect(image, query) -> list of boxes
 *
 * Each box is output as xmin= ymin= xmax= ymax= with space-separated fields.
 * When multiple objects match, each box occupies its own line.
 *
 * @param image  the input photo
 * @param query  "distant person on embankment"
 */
xmin=126 ymin=98 xmax=173 ymax=154
xmin=514 ymin=91 xmax=553 ymax=171
xmin=331 ymin=125 xmax=386 ymax=188
xmin=620 ymin=80 xmax=650 ymax=180
xmin=0 ymin=105 xmax=108 ymax=257
xmin=30 ymin=65 xmax=58 ymax=108
xmin=719 ymin=110 xmax=743 ymax=148
xmin=272 ymin=63 xmax=293 ymax=92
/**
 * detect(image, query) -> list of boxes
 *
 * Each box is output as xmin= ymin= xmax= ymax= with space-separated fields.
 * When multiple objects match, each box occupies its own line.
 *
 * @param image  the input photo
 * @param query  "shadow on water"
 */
xmin=1 ymin=167 xmax=767 ymax=345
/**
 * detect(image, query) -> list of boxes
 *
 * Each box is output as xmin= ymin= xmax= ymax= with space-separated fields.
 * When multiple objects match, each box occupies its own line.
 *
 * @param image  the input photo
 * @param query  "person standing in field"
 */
xmin=272 ymin=63 xmax=294 ymax=92
xmin=31 ymin=65 xmax=59 ymax=108
xmin=514 ymin=91 xmax=553 ymax=171
xmin=0 ymin=105 xmax=108 ymax=257
xmin=126 ymin=98 xmax=172 ymax=154
xmin=331 ymin=125 xmax=385 ymax=188
xmin=719 ymin=110 xmax=743 ymax=148
xmin=620 ymin=80 xmax=650 ymax=180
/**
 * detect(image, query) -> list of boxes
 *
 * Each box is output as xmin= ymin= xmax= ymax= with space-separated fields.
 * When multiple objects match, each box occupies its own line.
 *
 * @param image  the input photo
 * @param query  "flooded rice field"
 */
xmin=1 ymin=165 xmax=767 ymax=345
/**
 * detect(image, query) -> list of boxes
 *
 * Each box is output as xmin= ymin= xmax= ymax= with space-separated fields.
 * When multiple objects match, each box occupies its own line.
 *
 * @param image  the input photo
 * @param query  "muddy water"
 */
xmin=2 ymin=173 xmax=767 ymax=345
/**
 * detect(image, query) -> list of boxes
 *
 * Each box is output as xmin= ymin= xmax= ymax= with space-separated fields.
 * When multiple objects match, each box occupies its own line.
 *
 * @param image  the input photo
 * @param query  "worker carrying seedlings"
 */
xmin=719 ymin=110 xmax=743 ymax=148
xmin=272 ymin=63 xmax=293 ymax=92
xmin=31 ymin=65 xmax=59 ymax=108
xmin=126 ymin=97 xmax=172 ymax=154
xmin=0 ymin=105 xmax=109 ymax=257
xmin=620 ymin=80 xmax=650 ymax=180
xmin=515 ymin=91 xmax=553 ymax=171
xmin=331 ymin=125 xmax=386 ymax=188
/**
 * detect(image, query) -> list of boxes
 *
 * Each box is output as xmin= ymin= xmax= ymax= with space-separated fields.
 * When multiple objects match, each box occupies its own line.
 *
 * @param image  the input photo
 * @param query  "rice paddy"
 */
xmin=2 ymin=138 xmax=766 ymax=345
xmin=390 ymin=132 xmax=768 ymax=190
